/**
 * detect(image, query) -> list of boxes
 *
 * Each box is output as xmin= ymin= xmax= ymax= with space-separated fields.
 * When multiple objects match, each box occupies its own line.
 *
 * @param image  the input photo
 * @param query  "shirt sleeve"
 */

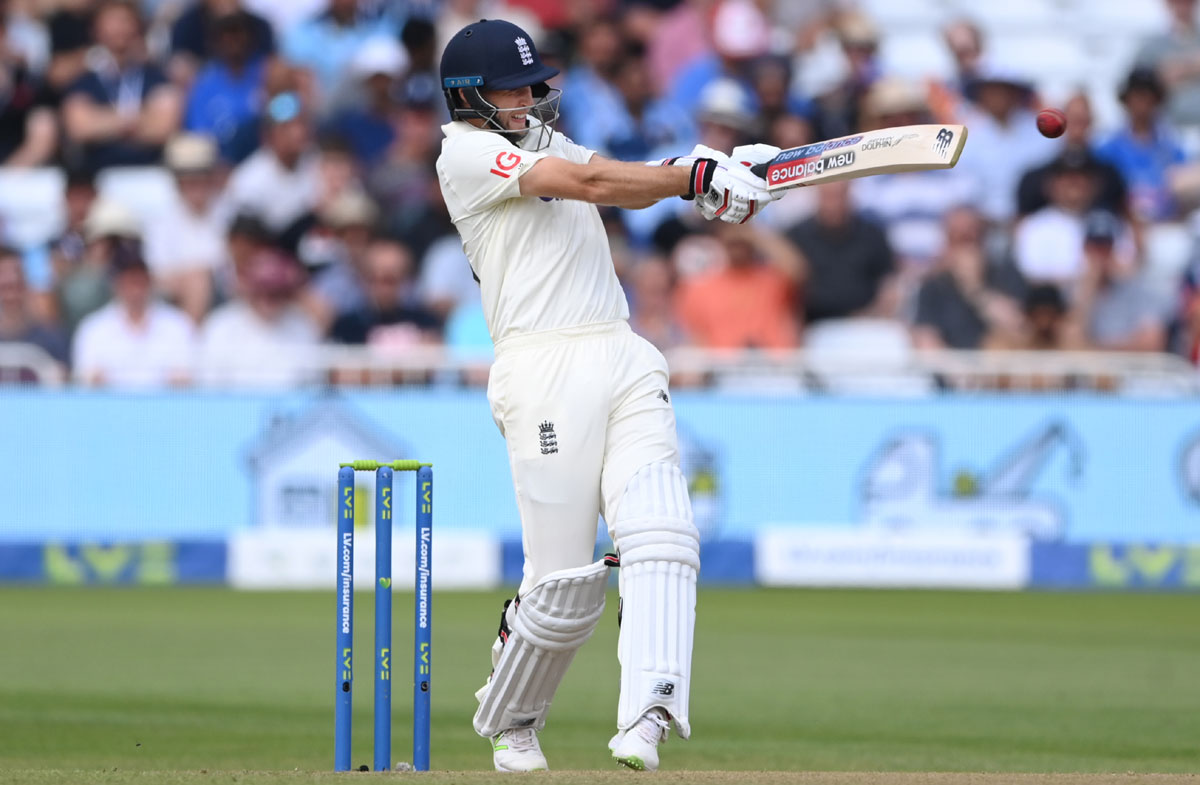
xmin=437 ymin=131 xmax=546 ymax=216
xmin=555 ymin=131 xmax=597 ymax=165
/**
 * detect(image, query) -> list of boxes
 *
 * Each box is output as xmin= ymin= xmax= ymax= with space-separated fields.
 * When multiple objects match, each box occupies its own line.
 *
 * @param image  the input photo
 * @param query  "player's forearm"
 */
xmin=581 ymin=159 xmax=691 ymax=205
xmin=521 ymin=156 xmax=689 ymax=205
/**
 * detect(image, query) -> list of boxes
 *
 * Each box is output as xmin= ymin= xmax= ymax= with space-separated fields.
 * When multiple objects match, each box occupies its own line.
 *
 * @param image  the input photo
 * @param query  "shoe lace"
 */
xmin=500 ymin=727 xmax=540 ymax=753
xmin=634 ymin=708 xmax=671 ymax=745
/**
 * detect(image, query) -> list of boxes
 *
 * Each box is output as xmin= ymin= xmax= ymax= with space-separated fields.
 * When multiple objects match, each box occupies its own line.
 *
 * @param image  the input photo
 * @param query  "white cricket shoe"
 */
xmin=610 ymin=708 xmax=671 ymax=771
xmin=491 ymin=727 xmax=548 ymax=772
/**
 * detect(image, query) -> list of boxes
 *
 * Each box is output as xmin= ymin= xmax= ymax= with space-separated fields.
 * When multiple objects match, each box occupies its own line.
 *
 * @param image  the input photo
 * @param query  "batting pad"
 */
xmin=611 ymin=462 xmax=700 ymax=739
xmin=473 ymin=557 xmax=612 ymax=737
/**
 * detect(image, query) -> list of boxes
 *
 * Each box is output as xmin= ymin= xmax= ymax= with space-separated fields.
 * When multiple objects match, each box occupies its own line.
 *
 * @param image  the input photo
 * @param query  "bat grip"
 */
xmin=750 ymin=162 xmax=768 ymax=178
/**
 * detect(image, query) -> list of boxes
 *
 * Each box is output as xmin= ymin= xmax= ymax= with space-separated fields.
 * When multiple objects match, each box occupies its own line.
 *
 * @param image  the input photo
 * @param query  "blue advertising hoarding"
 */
xmin=1 ymin=389 xmax=1199 ymax=588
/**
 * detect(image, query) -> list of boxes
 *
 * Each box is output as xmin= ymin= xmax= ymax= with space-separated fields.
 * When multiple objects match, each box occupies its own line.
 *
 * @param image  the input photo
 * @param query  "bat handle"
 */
xmin=750 ymin=162 xmax=768 ymax=178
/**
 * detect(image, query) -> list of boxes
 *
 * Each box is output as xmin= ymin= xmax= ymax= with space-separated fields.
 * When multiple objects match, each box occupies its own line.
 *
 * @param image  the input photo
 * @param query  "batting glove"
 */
xmin=729 ymin=143 xmax=782 ymax=171
xmin=695 ymin=164 xmax=774 ymax=224
xmin=649 ymin=155 xmax=720 ymax=200
xmin=688 ymin=144 xmax=779 ymax=223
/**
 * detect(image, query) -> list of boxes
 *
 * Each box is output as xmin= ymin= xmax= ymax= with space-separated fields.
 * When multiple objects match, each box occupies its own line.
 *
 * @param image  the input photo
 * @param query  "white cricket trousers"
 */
xmin=488 ymin=320 xmax=680 ymax=594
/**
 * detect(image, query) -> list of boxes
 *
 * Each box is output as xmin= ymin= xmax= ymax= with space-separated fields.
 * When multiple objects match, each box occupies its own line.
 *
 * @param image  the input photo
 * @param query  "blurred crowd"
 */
xmin=2 ymin=0 xmax=1200 ymax=388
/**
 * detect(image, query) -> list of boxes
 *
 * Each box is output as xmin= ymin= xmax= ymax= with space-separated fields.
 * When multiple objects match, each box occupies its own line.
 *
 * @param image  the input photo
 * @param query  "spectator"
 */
xmin=628 ymin=256 xmax=687 ymax=352
xmin=809 ymin=10 xmax=881 ymax=140
xmin=282 ymin=0 xmax=393 ymax=106
xmin=144 ymin=133 xmax=227 ymax=322
xmin=168 ymin=0 xmax=274 ymax=87
xmin=212 ymin=211 xmax=270 ymax=304
xmin=597 ymin=45 xmax=692 ymax=161
xmin=0 ymin=14 xmax=58 ymax=166
xmin=322 ymin=35 xmax=409 ymax=166
xmin=750 ymin=55 xmax=811 ymax=143
xmin=1073 ymin=211 xmax=1167 ymax=352
xmin=223 ymin=91 xmax=319 ymax=233
xmin=284 ymin=136 xmax=366 ymax=258
xmin=368 ymin=106 xmax=448 ymax=260
xmin=676 ymin=221 xmax=801 ymax=349
xmin=45 ymin=0 xmax=96 ymax=99
xmin=668 ymin=0 xmax=770 ymax=117
xmin=45 ymin=168 xmax=99 ymax=318
xmin=955 ymin=62 xmax=1059 ymax=223
xmin=329 ymin=236 xmax=441 ymax=346
xmin=853 ymin=77 xmax=979 ymax=275
xmin=942 ymin=18 xmax=984 ymax=103
xmin=0 ymin=246 xmax=69 ymax=367
xmin=979 ymin=283 xmax=1089 ymax=390
xmin=183 ymin=9 xmax=268 ymax=164
xmin=71 ymin=237 xmax=196 ymax=387
xmin=199 ymin=246 xmax=319 ymax=387
xmin=1095 ymin=68 xmax=1187 ymax=222
xmin=390 ymin=17 xmax=436 ymax=106
xmin=987 ymin=283 xmax=1086 ymax=352
xmin=419 ymin=230 xmax=476 ymax=323
xmin=786 ymin=181 xmax=896 ymax=323
xmin=1134 ymin=0 xmax=1200 ymax=132
xmin=913 ymin=207 xmax=1025 ymax=350
xmin=559 ymin=16 xmax=625 ymax=150
xmin=57 ymin=197 xmax=140 ymax=331
xmin=627 ymin=0 xmax=709 ymax=99
xmin=308 ymin=189 xmax=377 ymax=329
xmin=1014 ymin=153 xmax=1135 ymax=285
xmin=1017 ymin=91 xmax=1128 ymax=218
xmin=61 ymin=0 xmax=182 ymax=170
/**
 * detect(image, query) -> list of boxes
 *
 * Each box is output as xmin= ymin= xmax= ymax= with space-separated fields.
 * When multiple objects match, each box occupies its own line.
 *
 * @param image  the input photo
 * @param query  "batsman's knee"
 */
xmin=610 ymin=462 xmax=700 ymax=571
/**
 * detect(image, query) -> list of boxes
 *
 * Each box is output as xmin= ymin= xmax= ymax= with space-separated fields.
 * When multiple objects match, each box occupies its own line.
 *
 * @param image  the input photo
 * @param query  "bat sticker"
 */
xmin=768 ymin=151 xmax=855 ymax=186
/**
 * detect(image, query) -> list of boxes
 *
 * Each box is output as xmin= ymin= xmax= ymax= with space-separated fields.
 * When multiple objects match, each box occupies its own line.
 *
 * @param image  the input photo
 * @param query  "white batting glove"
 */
xmin=726 ymin=144 xmax=783 ymax=206
xmin=688 ymin=144 xmax=779 ymax=222
xmin=695 ymin=164 xmax=775 ymax=224
xmin=650 ymin=153 xmax=772 ymax=222
xmin=729 ymin=143 xmax=782 ymax=170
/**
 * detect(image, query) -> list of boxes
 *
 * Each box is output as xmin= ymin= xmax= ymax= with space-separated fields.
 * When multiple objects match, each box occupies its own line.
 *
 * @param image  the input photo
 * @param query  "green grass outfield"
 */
xmin=0 ymin=588 xmax=1197 ymax=784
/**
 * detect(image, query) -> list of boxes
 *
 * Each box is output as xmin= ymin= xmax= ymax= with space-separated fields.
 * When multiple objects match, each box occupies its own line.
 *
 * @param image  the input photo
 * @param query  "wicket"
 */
xmin=335 ymin=460 xmax=433 ymax=772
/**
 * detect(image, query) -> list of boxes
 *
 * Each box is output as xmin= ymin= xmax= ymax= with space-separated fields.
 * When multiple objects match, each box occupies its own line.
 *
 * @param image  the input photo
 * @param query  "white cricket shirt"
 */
xmin=436 ymin=120 xmax=629 ymax=343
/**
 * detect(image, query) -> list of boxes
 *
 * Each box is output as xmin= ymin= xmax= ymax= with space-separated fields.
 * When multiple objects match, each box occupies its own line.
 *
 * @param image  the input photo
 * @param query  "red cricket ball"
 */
xmin=1036 ymin=108 xmax=1067 ymax=139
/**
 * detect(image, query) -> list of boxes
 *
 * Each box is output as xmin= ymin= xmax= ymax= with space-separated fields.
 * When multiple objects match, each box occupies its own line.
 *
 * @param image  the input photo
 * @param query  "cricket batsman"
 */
xmin=436 ymin=19 xmax=778 ymax=772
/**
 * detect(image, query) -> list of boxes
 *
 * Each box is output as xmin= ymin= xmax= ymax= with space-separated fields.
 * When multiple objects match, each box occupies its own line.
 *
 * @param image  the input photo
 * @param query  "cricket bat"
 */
xmin=749 ymin=124 xmax=968 ymax=191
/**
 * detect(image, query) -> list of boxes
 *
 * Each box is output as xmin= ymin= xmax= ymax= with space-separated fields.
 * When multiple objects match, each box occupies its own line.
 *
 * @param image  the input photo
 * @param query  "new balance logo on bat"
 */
xmin=935 ymin=128 xmax=954 ymax=157
xmin=769 ymin=151 xmax=855 ymax=184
